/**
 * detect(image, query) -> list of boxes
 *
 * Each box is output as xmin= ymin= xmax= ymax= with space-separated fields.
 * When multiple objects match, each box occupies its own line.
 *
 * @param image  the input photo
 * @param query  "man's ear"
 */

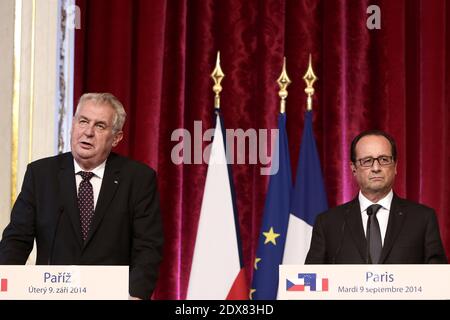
xmin=112 ymin=131 xmax=123 ymax=147
xmin=350 ymin=162 xmax=357 ymax=175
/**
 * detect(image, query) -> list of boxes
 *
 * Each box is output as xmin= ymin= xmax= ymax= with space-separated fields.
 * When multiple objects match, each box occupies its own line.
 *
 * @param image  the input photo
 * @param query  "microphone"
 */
xmin=332 ymin=209 xmax=348 ymax=264
xmin=48 ymin=206 xmax=64 ymax=265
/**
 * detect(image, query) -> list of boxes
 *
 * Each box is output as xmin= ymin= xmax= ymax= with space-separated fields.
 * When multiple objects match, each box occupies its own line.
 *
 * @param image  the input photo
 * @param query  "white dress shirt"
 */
xmin=74 ymin=160 xmax=106 ymax=210
xmin=359 ymin=190 xmax=393 ymax=246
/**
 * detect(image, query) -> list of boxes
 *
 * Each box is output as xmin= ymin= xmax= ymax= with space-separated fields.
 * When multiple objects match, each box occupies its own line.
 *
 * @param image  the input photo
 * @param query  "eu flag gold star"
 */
xmin=254 ymin=257 xmax=261 ymax=270
xmin=262 ymin=227 xmax=280 ymax=245
xmin=249 ymin=288 xmax=256 ymax=300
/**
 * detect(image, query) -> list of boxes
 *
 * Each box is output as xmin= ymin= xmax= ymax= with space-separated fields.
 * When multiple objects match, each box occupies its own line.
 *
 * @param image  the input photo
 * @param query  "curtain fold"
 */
xmin=75 ymin=0 xmax=450 ymax=299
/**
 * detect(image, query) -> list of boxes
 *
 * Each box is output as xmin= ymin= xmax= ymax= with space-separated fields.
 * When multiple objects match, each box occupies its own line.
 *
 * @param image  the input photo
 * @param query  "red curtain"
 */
xmin=74 ymin=0 xmax=450 ymax=299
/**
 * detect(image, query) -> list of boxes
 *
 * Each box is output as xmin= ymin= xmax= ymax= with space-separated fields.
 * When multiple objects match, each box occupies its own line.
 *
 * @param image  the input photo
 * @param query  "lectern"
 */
xmin=0 ymin=265 xmax=128 ymax=299
xmin=279 ymin=265 xmax=450 ymax=299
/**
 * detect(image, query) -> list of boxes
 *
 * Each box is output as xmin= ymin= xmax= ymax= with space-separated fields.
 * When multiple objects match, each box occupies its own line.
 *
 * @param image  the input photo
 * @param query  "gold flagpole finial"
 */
xmin=277 ymin=57 xmax=291 ymax=114
xmin=211 ymin=51 xmax=225 ymax=109
xmin=303 ymin=53 xmax=317 ymax=111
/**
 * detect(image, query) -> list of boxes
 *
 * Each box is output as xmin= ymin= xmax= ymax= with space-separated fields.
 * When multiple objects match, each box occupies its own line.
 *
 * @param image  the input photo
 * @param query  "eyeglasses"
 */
xmin=356 ymin=156 xmax=394 ymax=168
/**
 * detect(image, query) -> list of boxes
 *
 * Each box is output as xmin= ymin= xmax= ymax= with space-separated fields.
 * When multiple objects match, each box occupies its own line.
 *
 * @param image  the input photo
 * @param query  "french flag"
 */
xmin=283 ymin=111 xmax=328 ymax=265
xmin=1 ymin=278 xmax=7 ymax=292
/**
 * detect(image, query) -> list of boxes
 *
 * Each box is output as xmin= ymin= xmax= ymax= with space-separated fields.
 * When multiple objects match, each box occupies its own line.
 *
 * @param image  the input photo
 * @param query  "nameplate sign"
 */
xmin=279 ymin=264 xmax=450 ymax=300
xmin=0 ymin=265 xmax=128 ymax=300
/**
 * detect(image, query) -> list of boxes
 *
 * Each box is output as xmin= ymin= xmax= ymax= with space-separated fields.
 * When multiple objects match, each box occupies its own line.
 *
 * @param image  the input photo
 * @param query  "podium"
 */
xmin=0 ymin=265 xmax=128 ymax=300
xmin=279 ymin=264 xmax=450 ymax=300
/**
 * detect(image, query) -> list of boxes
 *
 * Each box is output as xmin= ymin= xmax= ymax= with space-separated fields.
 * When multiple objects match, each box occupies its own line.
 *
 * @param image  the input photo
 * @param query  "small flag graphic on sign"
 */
xmin=286 ymin=273 xmax=328 ymax=292
xmin=1 ymin=278 xmax=7 ymax=292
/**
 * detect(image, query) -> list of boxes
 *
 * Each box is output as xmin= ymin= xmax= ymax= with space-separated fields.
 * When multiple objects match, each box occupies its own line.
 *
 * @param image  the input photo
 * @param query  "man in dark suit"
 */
xmin=0 ymin=93 xmax=164 ymax=299
xmin=306 ymin=130 xmax=447 ymax=264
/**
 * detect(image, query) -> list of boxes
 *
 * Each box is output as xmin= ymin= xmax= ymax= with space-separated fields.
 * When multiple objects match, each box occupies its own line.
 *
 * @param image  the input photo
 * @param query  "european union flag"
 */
xmin=283 ymin=110 xmax=328 ymax=264
xmin=298 ymin=273 xmax=317 ymax=291
xmin=251 ymin=113 xmax=293 ymax=300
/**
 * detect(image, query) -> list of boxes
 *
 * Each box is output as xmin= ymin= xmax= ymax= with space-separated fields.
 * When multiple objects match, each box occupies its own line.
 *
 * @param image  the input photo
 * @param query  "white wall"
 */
xmin=0 ymin=0 xmax=73 ymax=264
xmin=0 ymin=0 xmax=15 ymax=232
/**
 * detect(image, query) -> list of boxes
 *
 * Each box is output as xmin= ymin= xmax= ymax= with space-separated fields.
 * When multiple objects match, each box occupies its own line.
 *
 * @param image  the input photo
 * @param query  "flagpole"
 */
xmin=277 ymin=57 xmax=292 ymax=114
xmin=187 ymin=50 xmax=248 ymax=300
xmin=211 ymin=51 xmax=225 ymax=109
xmin=282 ymin=53 xmax=328 ymax=266
xmin=303 ymin=53 xmax=317 ymax=111
xmin=251 ymin=57 xmax=294 ymax=300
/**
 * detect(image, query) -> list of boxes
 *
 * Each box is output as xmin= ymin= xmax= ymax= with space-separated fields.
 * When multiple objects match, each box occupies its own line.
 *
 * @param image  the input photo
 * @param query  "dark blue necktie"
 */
xmin=366 ymin=204 xmax=382 ymax=264
xmin=77 ymin=171 xmax=95 ymax=241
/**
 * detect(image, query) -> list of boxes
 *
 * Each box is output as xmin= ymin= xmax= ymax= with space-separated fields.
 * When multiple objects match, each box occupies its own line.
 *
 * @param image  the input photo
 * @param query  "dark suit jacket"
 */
xmin=0 ymin=152 xmax=164 ymax=299
xmin=305 ymin=194 xmax=447 ymax=264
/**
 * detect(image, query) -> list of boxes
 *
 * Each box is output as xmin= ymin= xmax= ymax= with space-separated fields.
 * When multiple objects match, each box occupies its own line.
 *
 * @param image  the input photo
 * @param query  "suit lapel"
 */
xmin=58 ymin=153 xmax=83 ymax=248
xmin=346 ymin=198 xmax=367 ymax=261
xmin=84 ymin=153 xmax=121 ymax=246
xmin=379 ymin=194 xmax=406 ymax=263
